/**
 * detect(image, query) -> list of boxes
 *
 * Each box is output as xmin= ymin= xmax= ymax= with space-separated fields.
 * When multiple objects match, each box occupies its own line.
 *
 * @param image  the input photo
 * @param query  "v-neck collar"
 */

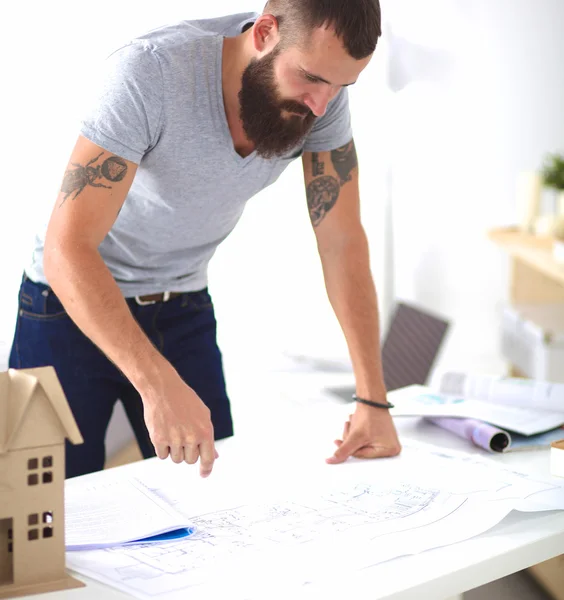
xmin=213 ymin=35 xmax=258 ymax=168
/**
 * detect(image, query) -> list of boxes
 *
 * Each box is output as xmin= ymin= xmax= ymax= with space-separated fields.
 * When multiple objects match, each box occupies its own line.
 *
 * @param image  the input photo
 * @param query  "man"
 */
xmin=9 ymin=0 xmax=401 ymax=479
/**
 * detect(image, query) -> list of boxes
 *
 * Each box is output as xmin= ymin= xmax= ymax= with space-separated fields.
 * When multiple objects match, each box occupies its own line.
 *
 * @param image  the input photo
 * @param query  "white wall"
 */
xmin=379 ymin=0 xmax=564 ymax=375
xmin=2 ymin=1 xmax=564 ymax=380
xmin=0 ymin=0 xmax=257 ymax=342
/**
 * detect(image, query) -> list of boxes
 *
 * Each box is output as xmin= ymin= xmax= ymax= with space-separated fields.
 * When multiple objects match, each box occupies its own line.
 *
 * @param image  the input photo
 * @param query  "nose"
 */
xmin=303 ymin=87 xmax=336 ymax=117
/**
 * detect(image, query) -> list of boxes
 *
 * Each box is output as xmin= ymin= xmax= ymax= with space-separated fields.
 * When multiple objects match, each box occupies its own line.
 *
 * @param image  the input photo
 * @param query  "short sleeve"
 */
xmin=302 ymin=88 xmax=353 ymax=153
xmin=79 ymin=43 xmax=163 ymax=164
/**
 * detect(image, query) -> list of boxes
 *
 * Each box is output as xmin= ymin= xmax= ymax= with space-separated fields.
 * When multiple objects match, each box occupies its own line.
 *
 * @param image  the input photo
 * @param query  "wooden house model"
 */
xmin=0 ymin=367 xmax=84 ymax=598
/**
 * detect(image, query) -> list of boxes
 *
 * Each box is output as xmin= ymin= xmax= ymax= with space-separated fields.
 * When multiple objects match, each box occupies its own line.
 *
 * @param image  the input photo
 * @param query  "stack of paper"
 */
xmin=65 ymin=476 xmax=194 ymax=551
xmin=431 ymin=370 xmax=564 ymax=413
xmin=390 ymin=383 xmax=564 ymax=436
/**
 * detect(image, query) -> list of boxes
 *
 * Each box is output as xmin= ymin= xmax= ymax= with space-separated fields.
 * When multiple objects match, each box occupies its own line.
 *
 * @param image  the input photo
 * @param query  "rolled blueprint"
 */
xmin=427 ymin=417 xmax=511 ymax=453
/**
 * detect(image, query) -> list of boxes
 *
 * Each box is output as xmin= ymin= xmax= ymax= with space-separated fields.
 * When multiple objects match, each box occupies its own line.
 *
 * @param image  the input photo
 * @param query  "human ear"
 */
xmin=251 ymin=14 xmax=281 ymax=53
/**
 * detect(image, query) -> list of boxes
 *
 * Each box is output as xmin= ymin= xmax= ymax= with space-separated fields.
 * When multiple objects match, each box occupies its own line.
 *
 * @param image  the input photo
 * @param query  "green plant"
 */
xmin=541 ymin=153 xmax=564 ymax=190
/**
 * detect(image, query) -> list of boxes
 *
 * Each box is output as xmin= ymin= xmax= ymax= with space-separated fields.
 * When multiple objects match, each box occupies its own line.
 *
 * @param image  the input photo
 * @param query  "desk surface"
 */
xmin=16 ymin=370 xmax=564 ymax=600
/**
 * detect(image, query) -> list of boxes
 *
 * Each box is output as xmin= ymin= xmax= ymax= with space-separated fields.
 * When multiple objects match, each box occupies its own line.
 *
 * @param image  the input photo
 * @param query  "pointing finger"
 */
xmin=326 ymin=434 xmax=363 ymax=465
xmin=199 ymin=440 xmax=216 ymax=478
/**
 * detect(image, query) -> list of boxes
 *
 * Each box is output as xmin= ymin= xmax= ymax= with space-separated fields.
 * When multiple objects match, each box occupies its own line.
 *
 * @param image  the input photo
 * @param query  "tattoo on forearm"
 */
xmin=331 ymin=140 xmax=358 ymax=185
xmin=307 ymin=176 xmax=340 ymax=227
xmin=59 ymin=152 xmax=128 ymax=205
xmin=311 ymin=152 xmax=325 ymax=177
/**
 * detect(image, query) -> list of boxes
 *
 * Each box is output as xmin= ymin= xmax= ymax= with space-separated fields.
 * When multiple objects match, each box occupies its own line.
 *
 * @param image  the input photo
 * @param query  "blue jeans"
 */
xmin=9 ymin=275 xmax=234 ymax=478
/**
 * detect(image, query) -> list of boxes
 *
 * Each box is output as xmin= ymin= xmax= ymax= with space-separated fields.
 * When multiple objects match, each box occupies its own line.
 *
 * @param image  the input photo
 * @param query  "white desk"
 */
xmin=17 ymin=370 xmax=564 ymax=600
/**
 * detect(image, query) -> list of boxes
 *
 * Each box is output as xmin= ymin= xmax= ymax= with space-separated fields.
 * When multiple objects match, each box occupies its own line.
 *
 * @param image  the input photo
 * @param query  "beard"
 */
xmin=239 ymin=49 xmax=317 ymax=159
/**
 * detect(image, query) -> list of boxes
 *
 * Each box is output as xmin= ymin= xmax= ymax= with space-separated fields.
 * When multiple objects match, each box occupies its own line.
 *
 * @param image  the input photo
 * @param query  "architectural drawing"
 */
xmin=65 ymin=481 xmax=484 ymax=599
xmin=65 ymin=443 xmax=564 ymax=600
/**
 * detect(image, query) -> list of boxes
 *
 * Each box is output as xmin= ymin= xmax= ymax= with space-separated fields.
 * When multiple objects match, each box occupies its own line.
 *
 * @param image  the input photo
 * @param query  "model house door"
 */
xmin=0 ymin=517 xmax=13 ymax=585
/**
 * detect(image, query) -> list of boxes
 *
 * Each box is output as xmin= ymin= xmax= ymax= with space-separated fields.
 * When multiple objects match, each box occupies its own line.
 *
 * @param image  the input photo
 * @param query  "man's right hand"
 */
xmin=42 ymin=136 xmax=218 ymax=478
xmin=141 ymin=366 xmax=217 ymax=478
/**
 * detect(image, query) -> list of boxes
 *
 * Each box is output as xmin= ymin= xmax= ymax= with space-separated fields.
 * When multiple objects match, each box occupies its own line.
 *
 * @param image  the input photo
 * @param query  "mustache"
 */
xmin=279 ymin=100 xmax=313 ymax=117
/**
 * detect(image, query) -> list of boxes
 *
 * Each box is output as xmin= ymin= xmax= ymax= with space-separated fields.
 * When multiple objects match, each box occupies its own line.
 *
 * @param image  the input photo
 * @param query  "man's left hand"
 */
xmin=327 ymin=403 xmax=402 ymax=464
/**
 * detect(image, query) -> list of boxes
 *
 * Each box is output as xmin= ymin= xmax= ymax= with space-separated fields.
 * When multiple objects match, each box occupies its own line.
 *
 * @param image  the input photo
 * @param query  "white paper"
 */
xmin=430 ymin=370 xmax=564 ymax=413
xmin=65 ymin=476 xmax=193 ymax=550
xmin=65 ymin=442 xmax=564 ymax=600
xmin=390 ymin=385 xmax=564 ymax=435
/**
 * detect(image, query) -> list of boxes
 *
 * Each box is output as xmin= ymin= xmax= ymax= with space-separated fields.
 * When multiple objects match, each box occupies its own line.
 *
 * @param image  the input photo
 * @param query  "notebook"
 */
xmin=65 ymin=475 xmax=195 ymax=551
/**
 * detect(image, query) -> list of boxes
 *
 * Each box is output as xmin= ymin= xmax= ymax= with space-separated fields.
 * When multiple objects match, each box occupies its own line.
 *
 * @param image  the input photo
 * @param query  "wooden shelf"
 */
xmin=488 ymin=227 xmax=564 ymax=289
xmin=489 ymin=226 xmax=564 ymax=596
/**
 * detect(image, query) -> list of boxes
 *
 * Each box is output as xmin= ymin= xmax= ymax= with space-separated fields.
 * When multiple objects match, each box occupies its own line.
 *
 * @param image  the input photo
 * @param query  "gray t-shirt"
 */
xmin=26 ymin=12 xmax=353 ymax=297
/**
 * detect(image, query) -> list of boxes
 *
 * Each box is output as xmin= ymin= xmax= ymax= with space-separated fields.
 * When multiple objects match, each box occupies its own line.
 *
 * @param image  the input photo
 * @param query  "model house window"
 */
xmin=28 ymin=513 xmax=39 ymax=541
xmin=8 ymin=528 xmax=12 ymax=553
xmin=42 ymin=513 xmax=53 ymax=538
xmin=27 ymin=456 xmax=54 ymax=484
xmin=27 ymin=513 xmax=53 ymax=540
xmin=28 ymin=457 xmax=38 ymax=485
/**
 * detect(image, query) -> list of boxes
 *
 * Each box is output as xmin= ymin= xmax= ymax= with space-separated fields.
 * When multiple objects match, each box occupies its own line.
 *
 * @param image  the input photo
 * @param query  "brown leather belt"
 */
xmin=134 ymin=291 xmax=183 ymax=306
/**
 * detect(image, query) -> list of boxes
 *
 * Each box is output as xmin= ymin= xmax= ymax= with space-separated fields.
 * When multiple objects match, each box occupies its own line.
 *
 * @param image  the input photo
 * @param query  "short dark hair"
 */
xmin=264 ymin=0 xmax=381 ymax=60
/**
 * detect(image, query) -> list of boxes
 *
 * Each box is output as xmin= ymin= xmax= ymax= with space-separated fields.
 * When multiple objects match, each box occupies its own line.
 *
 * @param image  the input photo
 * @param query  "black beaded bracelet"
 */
xmin=353 ymin=394 xmax=394 ymax=409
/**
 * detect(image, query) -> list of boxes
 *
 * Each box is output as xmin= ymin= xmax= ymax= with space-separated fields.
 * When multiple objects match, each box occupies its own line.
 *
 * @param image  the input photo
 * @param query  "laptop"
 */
xmin=326 ymin=301 xmax=450 ymax=401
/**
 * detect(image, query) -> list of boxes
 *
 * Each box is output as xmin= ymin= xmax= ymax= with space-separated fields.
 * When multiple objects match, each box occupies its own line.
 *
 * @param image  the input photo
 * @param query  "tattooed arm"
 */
xmin=44 ymin=135 xmax=217 ymax=475
xmin=302 ymin=140 xmax=401 ymax=463
xmin=44 ymin=135 xmax=163 ymax=389
xmin=303 ymin=139 xmax=382 ymax=393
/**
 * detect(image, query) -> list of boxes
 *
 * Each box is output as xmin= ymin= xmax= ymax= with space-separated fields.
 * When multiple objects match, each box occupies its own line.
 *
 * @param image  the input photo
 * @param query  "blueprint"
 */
xmin=65 ymin=442 xmax=564 ymax=600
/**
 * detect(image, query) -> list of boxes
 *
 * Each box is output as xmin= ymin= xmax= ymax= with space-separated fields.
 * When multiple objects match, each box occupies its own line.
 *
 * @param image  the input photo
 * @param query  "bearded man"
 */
xmin=10 ymin=0 xmax=401 ymax=479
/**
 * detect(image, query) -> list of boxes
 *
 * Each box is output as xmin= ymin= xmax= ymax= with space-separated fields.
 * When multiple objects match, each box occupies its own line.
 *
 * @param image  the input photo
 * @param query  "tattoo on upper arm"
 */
xmin=306 ymin=140 xmax=357 ymax=227
xmin=311 ymin=152 xmax=325 ymax=177
xmin=306 ymin=176 xmax=340 ymax=227
xmin=59 ymin=152 xmax=128 ymax=206
xmin=331 ymin=140 xmax=358 ymax=185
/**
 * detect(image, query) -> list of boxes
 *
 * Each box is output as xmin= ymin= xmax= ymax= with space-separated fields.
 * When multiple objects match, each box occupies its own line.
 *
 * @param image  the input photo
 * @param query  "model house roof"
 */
xmin=0 ymin=366 xmax=83 ymax=454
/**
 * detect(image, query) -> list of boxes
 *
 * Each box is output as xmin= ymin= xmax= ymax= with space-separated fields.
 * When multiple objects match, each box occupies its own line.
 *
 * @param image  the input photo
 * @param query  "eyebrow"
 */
xmin=300 ymin=68 xmax=357 ymax=87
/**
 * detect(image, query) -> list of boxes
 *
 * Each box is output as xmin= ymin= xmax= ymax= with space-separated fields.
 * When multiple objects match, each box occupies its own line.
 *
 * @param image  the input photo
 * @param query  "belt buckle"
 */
xmin=134 ymin=296 xmax=155 ymax=306
xmin=134 ymin=291 xmax=171 ymax=306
